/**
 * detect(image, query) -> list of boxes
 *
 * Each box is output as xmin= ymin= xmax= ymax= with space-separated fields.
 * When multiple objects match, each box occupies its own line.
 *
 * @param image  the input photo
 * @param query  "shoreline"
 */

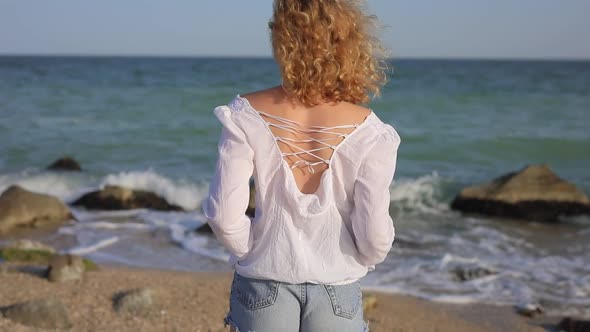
xmin=0 ymin=261 xmax=555 ymax=332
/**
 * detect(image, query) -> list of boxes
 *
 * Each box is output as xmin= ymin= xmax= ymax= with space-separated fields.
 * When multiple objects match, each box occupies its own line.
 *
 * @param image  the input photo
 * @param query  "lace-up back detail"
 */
xmin=256 ymin=109 xmax=361 ymax=173
xmin=237 ymin=95 xmax=373 ymax=195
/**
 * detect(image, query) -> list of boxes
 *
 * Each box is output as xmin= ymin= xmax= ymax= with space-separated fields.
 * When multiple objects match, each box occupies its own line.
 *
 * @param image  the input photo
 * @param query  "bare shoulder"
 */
xmin=333 ymin=101 xmax=373 ymax=122
xmin=241 ymin=87 xmax=372 ymax=124
xmin=240 ymin=86 xmax=285 ymax=110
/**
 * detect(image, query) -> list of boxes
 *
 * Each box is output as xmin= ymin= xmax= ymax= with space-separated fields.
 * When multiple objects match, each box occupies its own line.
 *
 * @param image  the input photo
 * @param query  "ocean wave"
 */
xmin=0 ymin=167 xmax=210 ymax=211
xmin=0 ymin=168 xmax=90 ymax=201
xmin=168 ymin=223 xmax=230 ymax=262
xmin=1 ymin=168 xmax=454 ymax=217
xmin=100 ymin=169 xmax=208 ymax=210
xmin=379 ymin=222 xmax=590 ymax=318
xmin=62 ymin=236 xmax=120 ymax=255
xmin=389 ymin=172 xmax=451 ymax=215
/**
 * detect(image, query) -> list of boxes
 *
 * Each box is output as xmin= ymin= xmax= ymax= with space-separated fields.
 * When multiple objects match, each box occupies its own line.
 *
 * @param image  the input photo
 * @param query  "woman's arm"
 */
xmin=350 ymin=124 xmax=401 ymax=267
xmin=203 ymin=105 xmax=254 ymax=260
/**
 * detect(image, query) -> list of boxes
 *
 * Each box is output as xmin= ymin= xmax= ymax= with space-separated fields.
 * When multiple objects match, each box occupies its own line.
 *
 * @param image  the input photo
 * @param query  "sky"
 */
xmin=0 ymin=0 xmax=589 ymax=60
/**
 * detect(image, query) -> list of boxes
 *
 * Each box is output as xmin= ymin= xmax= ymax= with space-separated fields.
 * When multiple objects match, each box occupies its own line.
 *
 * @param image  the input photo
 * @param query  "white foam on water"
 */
xmin=100 ymin=168 xmax=209 ymax=210
xmin=62 ymin=236 xmax=120 ymax=255
xmin=167 ymin=222 xmax=229 ymax=262
xmin=389 ymin=172 xmax=450 ymax=215
xmin=66 ymin=221 xmax=152 ymax=231
xmin=377 ymin=219 xmax=590 ymax=318
xmin=139 ymin=209 xmax=204 ymax=229
xmin=70 ymin=207 xmax=146 ymax=221
xmin=0 ymin=168 xmax=91 ymax=201
xmin=0 ymin=168 xmax=210 ymax=212
xmin=0 ymin=168 xmax=211 ymax=213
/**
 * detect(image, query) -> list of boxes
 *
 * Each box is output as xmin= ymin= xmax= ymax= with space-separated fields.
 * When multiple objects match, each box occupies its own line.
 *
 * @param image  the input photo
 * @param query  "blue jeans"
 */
xmin=223 ymin=271 xmax=370 ymax=332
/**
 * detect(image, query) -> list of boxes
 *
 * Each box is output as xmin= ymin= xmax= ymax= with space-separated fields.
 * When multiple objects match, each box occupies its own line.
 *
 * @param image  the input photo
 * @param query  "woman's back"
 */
xmin=204 ymin=90 xmax=400 ymax=285
xmin=241 ymin=86 xmax=373 ymax=195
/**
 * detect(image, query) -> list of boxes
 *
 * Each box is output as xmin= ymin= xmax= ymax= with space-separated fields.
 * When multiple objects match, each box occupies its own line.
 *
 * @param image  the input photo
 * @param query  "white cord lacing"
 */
xmin=257 ymin=110 xmax=360 ymax=174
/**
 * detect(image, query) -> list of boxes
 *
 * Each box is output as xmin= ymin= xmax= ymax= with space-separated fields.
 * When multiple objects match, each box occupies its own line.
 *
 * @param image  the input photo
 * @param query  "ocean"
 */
xmin=1 ymin=56 xmax=589 ymax=317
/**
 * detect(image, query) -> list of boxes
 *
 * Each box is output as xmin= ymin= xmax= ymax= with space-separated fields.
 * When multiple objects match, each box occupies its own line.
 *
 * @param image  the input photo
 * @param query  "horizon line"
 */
xmin=0 ymin=52 xmax=589 ymax=62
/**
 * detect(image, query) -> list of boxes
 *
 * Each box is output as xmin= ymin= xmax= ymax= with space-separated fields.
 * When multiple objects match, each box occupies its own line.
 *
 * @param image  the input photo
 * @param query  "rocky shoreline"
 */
xmin=2 ymin=159 xmax=589 ymax=239
xmin=0 ymin=240 xmax=588 ymax=331
xmin=451 ymin=164 xmax=590 ymax=222
xmin=1 ymin=158 xmax=590 ymax=330
xmin=0 ymin=259 xmax=568 ymax=332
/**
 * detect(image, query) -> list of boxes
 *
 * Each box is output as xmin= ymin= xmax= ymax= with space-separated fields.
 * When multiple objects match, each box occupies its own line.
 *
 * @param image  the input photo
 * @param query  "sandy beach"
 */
xmin=0 ymin=261 xmax=553 ymax=332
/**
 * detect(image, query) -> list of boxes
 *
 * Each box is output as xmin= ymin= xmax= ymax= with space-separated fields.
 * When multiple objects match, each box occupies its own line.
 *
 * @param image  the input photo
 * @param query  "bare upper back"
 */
xmin=241 ymin=86 xmax=372 ymax=125
xmin=241 ymin=86 xmax=373 ymax=195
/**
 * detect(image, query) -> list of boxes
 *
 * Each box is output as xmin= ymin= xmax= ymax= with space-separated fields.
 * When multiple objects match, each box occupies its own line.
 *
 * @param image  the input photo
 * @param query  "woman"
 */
xmin=204 ymin=0 xmax=400 ymax=331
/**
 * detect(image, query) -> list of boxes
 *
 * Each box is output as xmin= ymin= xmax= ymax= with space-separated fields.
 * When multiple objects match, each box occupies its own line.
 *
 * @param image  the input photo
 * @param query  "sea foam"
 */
xmin=389 ymin=172 xmax=450 ymax=215
xmin=100 ymin=168 xmax=208 ymax=210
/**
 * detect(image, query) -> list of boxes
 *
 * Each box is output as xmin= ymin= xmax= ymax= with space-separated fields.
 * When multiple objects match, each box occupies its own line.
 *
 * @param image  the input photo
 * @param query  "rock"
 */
xmin=196 ymin=223 xmax=213 ymax=234
xmin=450 ymin=164 xmax=590 ymax=221
xmin=0 ymin=247 xmax=54 ymax=265
xmin=46 ymin=156 xmax=82 ymax=171
xmin=113 ymin=287 xmax=157 ymax=316
xmin=7 ymin=239 xmax=56 ymax=253
xmin=452 ymin=266 xmax=496 ymax=282
xmin=0 ymin=185 xmax=74 ymax=234
xmin=363 ymin=294 xmax=378 ymax=312
xmin=1 ymin=297 xmax=71 ymax=329
xmin=72 ymin=185 xmax=183 ymax=211
xmin=0 ymin=247 xmax=98 ymax=272
xmin=0 ymin=262 xmax=10 ymax=275
xmin=558 ymin=317 xmax=590 ymax=332
xmin=46 ymin=254 xmax=85 ymax=282
xmin=514 ymin=303 xmax=544 ymax=317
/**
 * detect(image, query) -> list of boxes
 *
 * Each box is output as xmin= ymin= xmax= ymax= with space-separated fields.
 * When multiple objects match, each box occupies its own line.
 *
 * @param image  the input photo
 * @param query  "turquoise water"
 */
xmin=1 ymin=57 xmax=588 ymax=188
xmin=1 ymin=56 xmax=589 ymax=317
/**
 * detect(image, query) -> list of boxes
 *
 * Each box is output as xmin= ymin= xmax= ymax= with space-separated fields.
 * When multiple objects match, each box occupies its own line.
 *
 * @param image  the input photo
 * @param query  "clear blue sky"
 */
xmin=1 ymin=0 xmax=589 ymax=59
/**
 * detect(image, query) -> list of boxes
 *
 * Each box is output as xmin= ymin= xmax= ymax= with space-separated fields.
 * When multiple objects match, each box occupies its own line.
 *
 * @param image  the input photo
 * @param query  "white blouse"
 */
xmin=203 ymin=95 xmax=401 ymax=285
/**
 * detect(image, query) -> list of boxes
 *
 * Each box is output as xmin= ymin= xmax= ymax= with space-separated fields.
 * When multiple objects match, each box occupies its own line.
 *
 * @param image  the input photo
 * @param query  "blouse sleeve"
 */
xmin=351 ymin=123 xmax=401 ymax=269
xmin=203 ymin=105 xmax=254 ymax=261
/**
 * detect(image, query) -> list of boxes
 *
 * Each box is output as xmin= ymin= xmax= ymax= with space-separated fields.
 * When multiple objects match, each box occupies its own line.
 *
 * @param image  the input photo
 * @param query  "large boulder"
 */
xmin=1 ymin=297 xmax=71 ymax=329
xmin=46 ymin=156 xmax=82 ymax=171
xmin=46 ymin=254 xmax=86 ymax=282
xmin=5 ymin=239 xmax=56 ymax=254
xmin=0 ymin=246 xmax=99 ymax=272
xmin=0 ymin=185 xmax=73 ymax=234
xmin=451 ymin=164 xmax=590 ymax=221
xmin=558 ymin=318 xmax=590 ymax=332
xmin=112 ymin=287 xmax=158 ymax=317
xmin=195 ymin=223 xmax=213 ymax=234
xmin=452 ymin=265 xmax=496 ymax=282
xmin=0 ymin=247 xmax=55 ymax=265
xmin=71 ymin=185 xmax=183 ymax=211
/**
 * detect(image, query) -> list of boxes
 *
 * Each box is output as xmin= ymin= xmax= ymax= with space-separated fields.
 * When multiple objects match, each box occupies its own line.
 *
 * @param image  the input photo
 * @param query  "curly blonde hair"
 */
xmin=269 ymin=0 xmax=388 ymax=107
